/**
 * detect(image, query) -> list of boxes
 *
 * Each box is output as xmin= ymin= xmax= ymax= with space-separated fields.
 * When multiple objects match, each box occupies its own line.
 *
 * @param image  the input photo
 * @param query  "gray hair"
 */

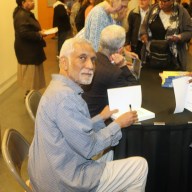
xmin=99 ymin=25 xmax=126 ymax=54
xmin=59 ymin=37 xmax=92 ymax=58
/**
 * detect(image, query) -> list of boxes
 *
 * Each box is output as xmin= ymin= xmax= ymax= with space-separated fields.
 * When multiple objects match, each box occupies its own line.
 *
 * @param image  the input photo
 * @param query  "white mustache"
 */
xmin=80 ymin=70 xmax=94 ymax=76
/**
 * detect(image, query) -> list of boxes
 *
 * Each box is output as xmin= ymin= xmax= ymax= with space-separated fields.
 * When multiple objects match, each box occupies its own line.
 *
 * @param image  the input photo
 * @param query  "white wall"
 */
xmin=0 ymin=0 xmax=38 ymax=95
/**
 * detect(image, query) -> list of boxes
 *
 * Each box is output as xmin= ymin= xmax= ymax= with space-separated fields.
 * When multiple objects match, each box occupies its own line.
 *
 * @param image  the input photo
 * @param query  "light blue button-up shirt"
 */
xmin=28 ymin=74 xmax=122 ymax=192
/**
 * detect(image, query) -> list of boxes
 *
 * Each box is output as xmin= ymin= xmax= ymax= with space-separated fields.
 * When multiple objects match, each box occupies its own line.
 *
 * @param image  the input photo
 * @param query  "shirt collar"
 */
xmin=52 ymin=74 xmax=84 ymax=95
xmin=140 ymin=7 xmax=149 ymax=14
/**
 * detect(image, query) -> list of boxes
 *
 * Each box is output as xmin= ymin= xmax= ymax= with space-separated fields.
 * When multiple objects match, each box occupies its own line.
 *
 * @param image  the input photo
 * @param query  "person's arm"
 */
xmin=125 ymin=10 xmax=134 ymax=49
xmin=140 ymin=7 xmax=152 ymax=44
xmin=108 ymin=53 xmax=138 ymax=85
xmin=56 ymin=98 xmax=122 ymax=159
xmin=84 ymin=8 xmax=110 ymax=51
xmin=178 ymin=7 xmax=192 ymax=43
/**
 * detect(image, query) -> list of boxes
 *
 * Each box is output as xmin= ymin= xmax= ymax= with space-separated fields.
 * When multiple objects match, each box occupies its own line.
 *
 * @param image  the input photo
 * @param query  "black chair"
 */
xmin=1 ymin=128 xmax=32 ymax=192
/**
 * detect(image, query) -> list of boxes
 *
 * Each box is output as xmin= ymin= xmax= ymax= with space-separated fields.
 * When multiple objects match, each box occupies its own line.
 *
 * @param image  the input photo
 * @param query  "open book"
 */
xmin=107 ymin=85 xmax=155 ymax=122
xmin=172 ymin=76 xmax=192 ymax=113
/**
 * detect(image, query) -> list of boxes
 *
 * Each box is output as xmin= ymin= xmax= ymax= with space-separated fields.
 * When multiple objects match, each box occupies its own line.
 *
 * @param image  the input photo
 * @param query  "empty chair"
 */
xmin=25 ymin=90 xmax=42 ymax=122
xmin=1 ymin=128 xmax=32 ymax=192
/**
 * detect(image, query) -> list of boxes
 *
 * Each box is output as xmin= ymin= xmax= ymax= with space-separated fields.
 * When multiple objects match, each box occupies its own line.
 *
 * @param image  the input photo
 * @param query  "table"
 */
xmin=114 ymin=67 xmax=192 ymax=192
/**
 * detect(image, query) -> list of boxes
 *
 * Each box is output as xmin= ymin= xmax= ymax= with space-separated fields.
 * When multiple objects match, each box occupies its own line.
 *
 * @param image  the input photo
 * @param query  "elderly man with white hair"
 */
xmin=28 ymin=37 xmax=148 ymax=192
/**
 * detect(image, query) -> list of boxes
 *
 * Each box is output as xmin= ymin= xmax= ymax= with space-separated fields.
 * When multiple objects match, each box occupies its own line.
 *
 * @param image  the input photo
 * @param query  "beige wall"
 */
xmin=0 ymin=0 xmax=37 ymax=95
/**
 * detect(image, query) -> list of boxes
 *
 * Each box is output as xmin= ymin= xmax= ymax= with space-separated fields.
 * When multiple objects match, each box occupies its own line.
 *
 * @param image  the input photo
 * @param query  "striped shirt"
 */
xmin=28 ymin=74 xmax=122 ymax=192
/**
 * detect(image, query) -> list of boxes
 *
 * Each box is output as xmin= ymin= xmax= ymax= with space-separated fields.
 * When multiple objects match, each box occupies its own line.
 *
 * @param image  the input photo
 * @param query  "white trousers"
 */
xmin=96 ymin=156 xmax=148 ymax=192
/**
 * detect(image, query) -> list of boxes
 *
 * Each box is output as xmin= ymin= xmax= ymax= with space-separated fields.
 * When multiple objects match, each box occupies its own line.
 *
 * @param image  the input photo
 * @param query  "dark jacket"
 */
xmin=82 ymin=52 xmax=138 ymax=117
xmin=13 ymin=7 xmax=46 ymax=65
xmin=53 ymin=3 xmax=71 ymax=32
xmin=126 ymin=7 xmax=141 ymax=48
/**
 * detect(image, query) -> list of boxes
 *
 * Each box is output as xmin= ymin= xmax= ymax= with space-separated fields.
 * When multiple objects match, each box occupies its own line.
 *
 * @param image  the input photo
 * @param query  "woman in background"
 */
xmin=13 ymin=0 xmax=46 ymax=97
xmin=83 ymin=0 xmax=130 ymax=51
xmin=140 ymin=0 xmax=192 ymax=70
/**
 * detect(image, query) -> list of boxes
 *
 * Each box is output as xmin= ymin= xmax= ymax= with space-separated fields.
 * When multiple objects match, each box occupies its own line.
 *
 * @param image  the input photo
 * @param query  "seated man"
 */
xmin=83 ymin=24 xmax=138 ymax=117
xmin=28 ymin=37 xmax=148 ymax=192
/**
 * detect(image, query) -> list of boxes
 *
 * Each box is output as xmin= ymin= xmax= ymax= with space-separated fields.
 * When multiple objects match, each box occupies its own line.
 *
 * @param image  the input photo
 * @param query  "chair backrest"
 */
xmin=1 ymin=128 xmax=32 ymax=192
xmin=25 ymin=90 xmax=42 ymax=122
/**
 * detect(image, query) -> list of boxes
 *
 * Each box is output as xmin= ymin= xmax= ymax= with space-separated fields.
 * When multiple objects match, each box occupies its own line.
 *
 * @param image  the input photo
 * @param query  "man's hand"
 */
xmin=110 ymin=53 xmax=126 ymax=67
xmin=115 ymin=111 xmax=138 ymax=128
xmin=100 ymin=105 xmax=118 ymax=121
xmin=140 ymin=34 xmax=148 ymax=44
xmin=39 ymin=30 xmax=47 ymax=37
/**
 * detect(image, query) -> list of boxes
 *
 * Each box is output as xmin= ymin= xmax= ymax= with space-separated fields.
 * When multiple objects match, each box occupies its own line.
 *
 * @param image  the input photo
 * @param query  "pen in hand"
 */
xmin=129 ymin=104 xmax=132 ymax=111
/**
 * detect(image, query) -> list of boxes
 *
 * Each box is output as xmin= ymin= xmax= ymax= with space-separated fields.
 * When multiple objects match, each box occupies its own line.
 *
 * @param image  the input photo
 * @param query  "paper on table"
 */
xmin=107 ymin=85 xmax=155 ymax=121
xmin=173 ymin=76 xmax=192 ymax=113
xmin=108 ymin=85 xmax=142 ymax=113
xmin=44 ymin=27 xmax=58 ymax=35
xmin=184 ymin=79 xmax=192 ymax=112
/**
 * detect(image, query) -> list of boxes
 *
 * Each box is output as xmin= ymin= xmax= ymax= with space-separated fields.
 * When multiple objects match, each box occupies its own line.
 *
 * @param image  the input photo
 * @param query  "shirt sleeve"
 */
xmin=56 ymin=95 xmax=122 ymax=159
xmin=91 ymin=114 xmax=107 ymax=132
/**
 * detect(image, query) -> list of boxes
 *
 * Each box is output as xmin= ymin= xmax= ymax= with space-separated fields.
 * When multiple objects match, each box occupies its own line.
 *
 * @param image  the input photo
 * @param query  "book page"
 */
xmin=173 ymin=76 xmax=190 ymax=113
xmin=108 ymin=86 xmax=155 ymax=122
xmin=185 ymin=79 xmax=192 ymax=112
xmin=107 ymin=85 xmax=142 ymax=113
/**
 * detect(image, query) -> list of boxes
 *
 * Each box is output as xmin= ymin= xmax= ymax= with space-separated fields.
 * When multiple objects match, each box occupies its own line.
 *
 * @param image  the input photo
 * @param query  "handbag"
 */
xmin=146 ymin=40 xmax=172 ymax=69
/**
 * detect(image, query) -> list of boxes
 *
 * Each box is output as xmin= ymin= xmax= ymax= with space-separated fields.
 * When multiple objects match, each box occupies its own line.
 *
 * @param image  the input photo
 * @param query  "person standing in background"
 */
xmin=125 ymin=0 xmax=150 ymax=58
xmin=70 ymin=0 xmax=83 ymax=35
xmin=140 ymin=0 xmax=192 ymax=70
xmin=53 ymin=0 xmax=71 ymax=54
xmin=13 ymin=0 xmax=46 ymax=98
xmin=75 ymin=0 xmax=90 ymax=32
xmin=83 ymin=0 xmax=130 ymax=51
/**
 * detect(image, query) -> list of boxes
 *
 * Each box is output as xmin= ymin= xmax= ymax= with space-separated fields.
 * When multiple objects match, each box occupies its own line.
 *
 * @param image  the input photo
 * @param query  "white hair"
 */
xmin=99 ymin=25 xmax=126 ymax=54
xmin=59 ymin=37 xmax=92 ymax=58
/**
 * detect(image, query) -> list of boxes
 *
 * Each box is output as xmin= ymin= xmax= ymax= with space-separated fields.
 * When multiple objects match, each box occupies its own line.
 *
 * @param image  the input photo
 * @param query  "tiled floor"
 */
xmin=0 ymin=38 xmax=192 ymax=192
xmin=0 ymin=38 xmax=58 ymax=192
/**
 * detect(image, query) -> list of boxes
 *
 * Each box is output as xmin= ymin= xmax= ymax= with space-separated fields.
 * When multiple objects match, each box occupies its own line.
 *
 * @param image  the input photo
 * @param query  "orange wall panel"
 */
xmin=38 ymin=0 xmax=54 ymax=30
